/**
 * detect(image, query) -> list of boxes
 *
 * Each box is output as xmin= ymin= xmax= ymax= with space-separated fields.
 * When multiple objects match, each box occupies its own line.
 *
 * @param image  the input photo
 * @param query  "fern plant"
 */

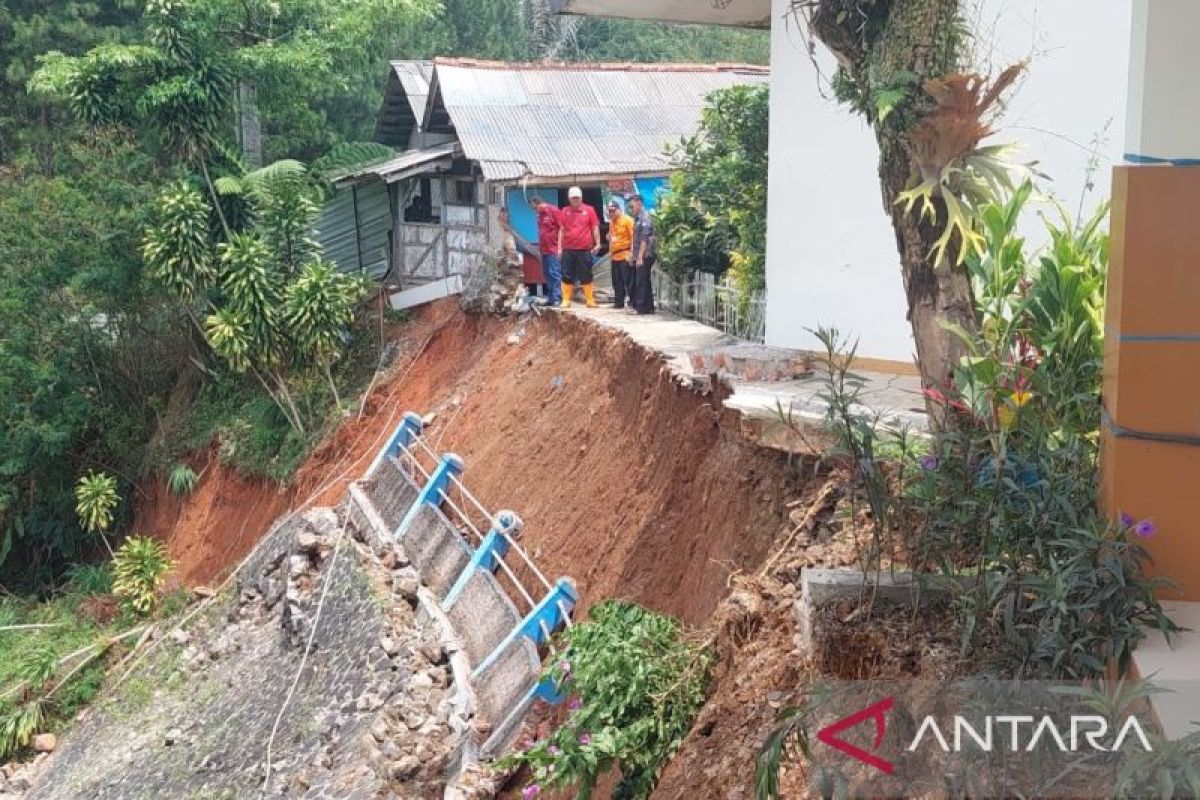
xmin=167 ymin=463 xmax=199 ymax=495
xmin=896 ymin=65 xmax=1025 ymax=267
xmin=112 ymin=536 xmax=173 ymax=616
xmin=0 ymin=701 xmax=44 ymax=759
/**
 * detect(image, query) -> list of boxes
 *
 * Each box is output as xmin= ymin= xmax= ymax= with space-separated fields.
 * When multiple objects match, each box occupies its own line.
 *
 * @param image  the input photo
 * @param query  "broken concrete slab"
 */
xmin=567 ymin=306 xmax=928 ymax=442
xmin=795 ymin=568 xmax=968 ymax=650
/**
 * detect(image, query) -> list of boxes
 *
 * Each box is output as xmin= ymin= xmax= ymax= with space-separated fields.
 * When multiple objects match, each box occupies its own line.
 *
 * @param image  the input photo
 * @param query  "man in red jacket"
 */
xmin=529 ymin=195 xmax=563 ymax=306
xmin=557 ymin=186 xmax=600 ymax=308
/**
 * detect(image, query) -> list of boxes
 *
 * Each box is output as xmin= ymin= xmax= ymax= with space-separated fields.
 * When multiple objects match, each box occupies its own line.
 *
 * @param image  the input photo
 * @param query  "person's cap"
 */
xmin=568 ymin=186 xmax=583 ymax=199
xmin=606 ymin=199 xmax=620 ymax=209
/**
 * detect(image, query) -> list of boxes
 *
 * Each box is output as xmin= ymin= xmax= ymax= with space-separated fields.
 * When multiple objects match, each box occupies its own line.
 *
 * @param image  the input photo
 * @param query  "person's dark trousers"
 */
xmin=611 ymin=259 xmax=632 ymax=308
xmin=632 ymin=255 xmax=656 ymax=314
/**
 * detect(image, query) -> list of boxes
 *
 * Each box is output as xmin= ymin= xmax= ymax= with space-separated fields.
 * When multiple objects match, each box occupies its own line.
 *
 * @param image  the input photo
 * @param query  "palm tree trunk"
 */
xmin=324 ymin=363 xmax=342 ymax=411
xmin=236 ymin=81 xmax=263 ymax=168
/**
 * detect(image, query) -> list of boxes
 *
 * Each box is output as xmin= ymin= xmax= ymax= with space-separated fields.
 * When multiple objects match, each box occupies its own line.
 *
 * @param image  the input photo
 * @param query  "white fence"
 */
xmin=651 ymin=268 xmax=766 ymax=342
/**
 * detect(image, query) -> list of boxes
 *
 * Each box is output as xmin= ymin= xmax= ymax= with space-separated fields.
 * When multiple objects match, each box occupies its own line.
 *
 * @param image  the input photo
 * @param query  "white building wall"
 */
xmin=764 ymin=0 xmax=1130 ymax=364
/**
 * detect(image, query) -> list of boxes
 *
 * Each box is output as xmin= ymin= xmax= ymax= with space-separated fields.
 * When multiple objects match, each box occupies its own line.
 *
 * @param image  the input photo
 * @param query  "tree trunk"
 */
xmin=810 ymin=0 xmax=977 ymax=431
xmin=236 ymin=80 xmax=263 ymax=168
xmin=878 ymin=139 xmax=976 ymax=431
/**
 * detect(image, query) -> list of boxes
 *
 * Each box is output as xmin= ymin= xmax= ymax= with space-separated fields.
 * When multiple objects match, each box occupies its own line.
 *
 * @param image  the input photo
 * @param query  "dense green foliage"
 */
xmin=111 ymin=535 xmax=172 ymax=614
xmin=909 ymin=184 xmax=1174 ymax=679
xmin=656 ymin=84 xmax=769 ymax=294
xmin=0 ymin=134 xmax=177 ymax=586
xmin=0 ymin=0 xmax=767 ymax=589
xmin=504 ymin=601 xmax=712 ymax=800
xmin=0 ymin=1 xmax=142 ymax=164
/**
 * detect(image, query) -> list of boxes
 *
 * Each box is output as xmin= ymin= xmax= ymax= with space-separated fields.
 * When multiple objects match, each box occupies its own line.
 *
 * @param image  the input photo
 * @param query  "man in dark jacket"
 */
xmin=628 ymin=194 xmax=656 ymax=315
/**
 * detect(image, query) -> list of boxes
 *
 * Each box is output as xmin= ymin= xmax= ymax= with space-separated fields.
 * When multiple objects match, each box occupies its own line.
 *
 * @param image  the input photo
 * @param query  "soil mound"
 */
xmin=144 ymin=303 xmax=801 ymax=623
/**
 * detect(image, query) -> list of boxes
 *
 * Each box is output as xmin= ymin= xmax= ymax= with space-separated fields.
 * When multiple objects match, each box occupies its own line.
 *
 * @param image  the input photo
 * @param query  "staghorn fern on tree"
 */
xmin=895 ymin=65 xmax=1026 ymax=268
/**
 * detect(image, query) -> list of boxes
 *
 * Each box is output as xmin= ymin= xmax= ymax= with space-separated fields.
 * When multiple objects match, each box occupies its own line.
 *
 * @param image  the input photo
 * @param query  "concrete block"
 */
xmin=473 ymin=637 xmax=541 ymax=733
xmin=364 ymin=456 xmax=420 ymax=530
xmin=796 ymin=568 xmax=966 ymax=650
xmin=447 ymin=570 xmax=523 ymax=667
xmin=405 ymin=504 xmax=472 ymax=599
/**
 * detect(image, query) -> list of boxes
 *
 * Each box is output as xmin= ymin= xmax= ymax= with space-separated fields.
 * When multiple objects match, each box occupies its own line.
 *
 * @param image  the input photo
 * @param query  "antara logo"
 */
xmin=816 ymin=697 xmax=895 ymax=775
xmin=908 ymin=715 xmax=1154 ymax=754
xmin=815 ymin=697 xmax=1154 ymax=775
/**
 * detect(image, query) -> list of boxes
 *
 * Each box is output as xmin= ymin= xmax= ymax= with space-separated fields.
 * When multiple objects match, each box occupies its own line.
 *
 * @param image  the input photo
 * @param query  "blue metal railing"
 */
xmin=368 ymin=413 xmax=577 ymax=680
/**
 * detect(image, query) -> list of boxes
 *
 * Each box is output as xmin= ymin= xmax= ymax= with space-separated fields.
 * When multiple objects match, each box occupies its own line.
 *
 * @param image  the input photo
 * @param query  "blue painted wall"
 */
xmin=505 ymin=187 xmax=561 ymax=245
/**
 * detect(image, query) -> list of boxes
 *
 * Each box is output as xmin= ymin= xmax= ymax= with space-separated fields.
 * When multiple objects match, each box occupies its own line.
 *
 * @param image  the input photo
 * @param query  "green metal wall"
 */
xmin=316 ymin=182 xmax=393 ymax=281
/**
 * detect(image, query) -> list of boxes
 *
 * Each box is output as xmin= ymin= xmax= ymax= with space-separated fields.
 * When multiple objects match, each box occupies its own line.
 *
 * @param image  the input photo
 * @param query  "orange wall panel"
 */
xmin=1101 ymin=431 xmax=1200 ymax=601
xmin=1102 ymin=164 xmax=1200 ymax=602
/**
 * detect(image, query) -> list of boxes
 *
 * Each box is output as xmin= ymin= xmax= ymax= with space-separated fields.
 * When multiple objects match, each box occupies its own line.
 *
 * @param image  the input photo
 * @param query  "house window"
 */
xmin=452 ymin=179 xmax=475 ymax=206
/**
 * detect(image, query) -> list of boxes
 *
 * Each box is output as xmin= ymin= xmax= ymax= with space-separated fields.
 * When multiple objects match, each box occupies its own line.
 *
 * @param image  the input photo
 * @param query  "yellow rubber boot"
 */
xmin=582 ymin=282 xmax=597 ymax=308
xmin=560 ymin=281 xmax=573 ymax=308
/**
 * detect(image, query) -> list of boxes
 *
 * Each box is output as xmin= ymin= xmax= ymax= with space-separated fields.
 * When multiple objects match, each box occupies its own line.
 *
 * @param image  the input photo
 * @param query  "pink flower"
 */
xmin=548 ymin=745 xmax=561 ymax=756
xmin=1134 ymin=519 xmax=1156 ymax=539
xmin=567 ymin=697 xmax=582 ymax=711
xmin=579 ymin=732 xmax=591 ymax=746
xmin=558 ymin=660 xmax=571 ymax=673
xmin=919 ymin=455 xmax=937 ymax=471
xmin=522 ymin=784 xmax=541 ymax=799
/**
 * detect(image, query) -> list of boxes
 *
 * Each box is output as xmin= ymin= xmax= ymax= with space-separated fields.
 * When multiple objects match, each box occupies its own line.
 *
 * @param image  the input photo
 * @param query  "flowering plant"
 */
xmin=501 ymin=600 xmax=711 ymax=800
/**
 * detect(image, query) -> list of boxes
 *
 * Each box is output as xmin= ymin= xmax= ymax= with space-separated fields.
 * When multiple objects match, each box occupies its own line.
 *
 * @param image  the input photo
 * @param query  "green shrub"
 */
xmin=112 ymin=536 xmax=173 ymax=616
xmin=657 ymin=84 xmax=768 ymax=294
xmin=166 ymin=463 xmax=199 ymax=495
xmin=74 ymin=472 xmax=119 ymax=536
xmin=66 ymin=562 xmax=114 ymax=596
xmin=911 ymin=185 xmax=1178 ymax=677
xmin=503 ymin=601 xmax=712 ymax=800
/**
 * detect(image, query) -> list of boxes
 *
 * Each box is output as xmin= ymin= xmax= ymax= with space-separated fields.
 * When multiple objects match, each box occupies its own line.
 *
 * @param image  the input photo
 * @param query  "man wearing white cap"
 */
xmin=557 ymin=186 xmax=600 ymax=308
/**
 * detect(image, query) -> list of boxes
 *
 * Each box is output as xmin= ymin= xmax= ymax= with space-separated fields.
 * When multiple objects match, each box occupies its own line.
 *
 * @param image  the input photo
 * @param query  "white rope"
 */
xmin=494 ymin=555 xmax=537 ymax=611
xmin=557 ymin=599 xmax=574 ymax=629
xmin=447 ymin=472 xmax=493 ymax=523
xmin=506 ymin=536 xmax=553 ymax=593
xmin=436 ymin=488 xmax=486 ymax=544
xmin=262 ymin=521 xmax=348 ymax=797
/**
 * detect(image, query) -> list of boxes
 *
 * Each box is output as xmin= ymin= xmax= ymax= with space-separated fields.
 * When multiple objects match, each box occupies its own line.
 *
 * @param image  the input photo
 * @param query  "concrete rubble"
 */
xmin=16 ymin=507 xmax=475 ymax=800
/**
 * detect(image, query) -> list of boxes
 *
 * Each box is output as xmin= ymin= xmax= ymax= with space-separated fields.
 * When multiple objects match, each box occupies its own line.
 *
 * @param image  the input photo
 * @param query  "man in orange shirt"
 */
xmin=606 ymin=199 xmax=635 ymax=309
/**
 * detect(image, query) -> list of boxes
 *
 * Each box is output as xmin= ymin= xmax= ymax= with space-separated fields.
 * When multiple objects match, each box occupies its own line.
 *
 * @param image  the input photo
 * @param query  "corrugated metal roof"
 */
xmin=334 ymin=142 xmax=460 ymax=187
xmin=428 ymin=59 xmax=768 ymax=182
xmin=391 ymin=60 xmax=433 ymax=126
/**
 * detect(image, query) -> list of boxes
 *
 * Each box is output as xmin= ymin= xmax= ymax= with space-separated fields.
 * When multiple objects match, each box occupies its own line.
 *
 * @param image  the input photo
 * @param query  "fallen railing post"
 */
xmin=441 ymin=510 xmax=521 ymax=610
xmin=395 ymin=451 xmax=464 ymax=540
xmin=367 ymin=411 xmax=424 ymax=478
